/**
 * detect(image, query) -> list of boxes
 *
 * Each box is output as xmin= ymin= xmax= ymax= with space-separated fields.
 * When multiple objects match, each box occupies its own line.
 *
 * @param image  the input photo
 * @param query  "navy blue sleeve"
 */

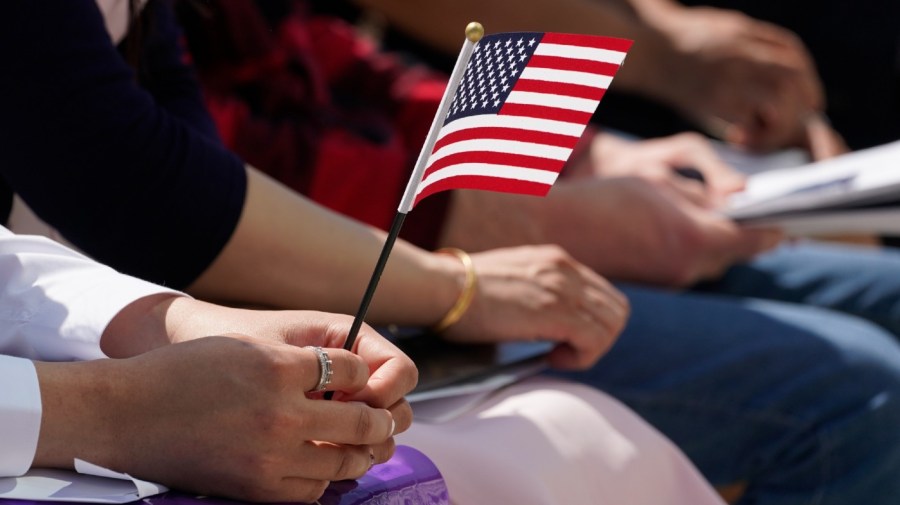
xmin=138 ymin=1 xmax=223 ymax=143
xmin=0 ymin=0 xmax=247 ymax=288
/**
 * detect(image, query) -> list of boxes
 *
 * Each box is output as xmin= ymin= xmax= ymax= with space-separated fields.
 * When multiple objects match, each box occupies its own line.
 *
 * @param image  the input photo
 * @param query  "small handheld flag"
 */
xmin=332 ymin=22 xmax=632 ymax=374
xmin=403 ymin=30 xmax=632 ymax=211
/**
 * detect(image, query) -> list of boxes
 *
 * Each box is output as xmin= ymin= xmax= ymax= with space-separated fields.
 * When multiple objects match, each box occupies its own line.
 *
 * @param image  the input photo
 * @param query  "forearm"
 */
xmin=31 ymin=360 xmax=121 ymax=470
xmin=354 ymin=0 xmax=665 ymax=93
xmin=357 ymin=0 xmax=636 ymax=50
xmin=187 ymin=167 xmax=464 ymax=326
xmin=605 ymin=0 xmax=683 ymax=24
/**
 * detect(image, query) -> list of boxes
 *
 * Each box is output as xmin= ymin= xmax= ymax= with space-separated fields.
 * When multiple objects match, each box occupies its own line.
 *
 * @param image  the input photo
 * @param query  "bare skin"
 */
xmin=187 ymin=167 xmax=629 ymax=368
xmin=356 ymin=0 xmax=845 ymax=154
xmin=32 ymin=297 xmax=418 ymax=503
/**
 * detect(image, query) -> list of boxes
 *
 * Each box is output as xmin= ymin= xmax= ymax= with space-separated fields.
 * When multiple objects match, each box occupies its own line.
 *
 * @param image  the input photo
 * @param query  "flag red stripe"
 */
xmin=424 ymin=151 xmax=565 ymax=180
xmin=527 ymin=55 xmax=621 ymax=76
xmin=432 ymin=127 xmax=580 ymax=154
xmin=540 ymin=33 xmax=633 ymax=52
xmin=415 ymin=176 xmax=551 ymax=206
xmin=512 ymin=79 xmax=608 ymax=101
xmin=499 ymin=103 xmax=594 ymax=124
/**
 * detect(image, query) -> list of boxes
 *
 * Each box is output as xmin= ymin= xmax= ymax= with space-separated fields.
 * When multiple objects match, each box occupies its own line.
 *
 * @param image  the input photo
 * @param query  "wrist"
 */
xmin=32 ymin=360 xmax=124 ymax=469
xmin=420 ymin=250 xmax=471 ymax=328
xmin=430 ymin=249 xmax=478 ymax=332
xmin=100 ymin=294 xmax=188 ymax=358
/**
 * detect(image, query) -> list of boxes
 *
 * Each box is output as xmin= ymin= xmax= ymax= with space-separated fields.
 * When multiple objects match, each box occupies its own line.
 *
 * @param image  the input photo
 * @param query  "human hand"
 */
xmin=570 ymin=131 xmax=746 ymax=202
xmin=441 ymin=245 xmax=629 ymax=370
xmin=542 ymin=175 xmax=783 ymax=286
xmin=102 ymin=303 xmax=416 ymax=450
xmin=804 ymin=113 xmax=849 ymax=161
xmin=641 ymin=6 xmax=824 ymax=152
xmin=34 ymin=336 xmax=407 ymax=502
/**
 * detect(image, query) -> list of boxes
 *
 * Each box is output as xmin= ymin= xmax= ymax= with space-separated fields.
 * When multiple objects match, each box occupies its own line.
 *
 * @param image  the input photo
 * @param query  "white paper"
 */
xmin=713 ymin=144 xmax=809 ymax=177
xmin=0 ymin=459 xmax=167 ymax=503
xmin=726 ymin=140 xmax=900 ymax=222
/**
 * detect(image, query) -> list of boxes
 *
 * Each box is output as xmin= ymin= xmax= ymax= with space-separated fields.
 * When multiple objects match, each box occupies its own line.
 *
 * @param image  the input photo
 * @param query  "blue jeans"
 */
xmin=549 ymin=242 xmax=900 ymax=504
xmin=702 ymin=241 xmax=900 ymax=337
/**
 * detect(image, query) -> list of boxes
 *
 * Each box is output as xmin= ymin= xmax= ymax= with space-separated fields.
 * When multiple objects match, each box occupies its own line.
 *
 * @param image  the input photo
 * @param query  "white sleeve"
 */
xmin=0 ymin=354 xmax=41 ymax=476
xmin=0 ymin=225 xmax=182 ymax=361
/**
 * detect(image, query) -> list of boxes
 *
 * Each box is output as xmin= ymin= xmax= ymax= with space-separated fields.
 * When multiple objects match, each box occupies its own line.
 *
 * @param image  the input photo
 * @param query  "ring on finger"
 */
xmin=304 ymin=346 xmax=333 ymax=392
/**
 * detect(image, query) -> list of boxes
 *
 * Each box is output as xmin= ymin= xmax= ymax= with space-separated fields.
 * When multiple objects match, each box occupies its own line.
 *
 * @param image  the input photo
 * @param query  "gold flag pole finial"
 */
xmin=465 ymin=22 xmax=484 ymax=43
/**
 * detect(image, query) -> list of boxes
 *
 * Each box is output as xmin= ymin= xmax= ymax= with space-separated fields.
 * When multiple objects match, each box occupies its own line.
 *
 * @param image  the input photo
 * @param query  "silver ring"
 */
xmin=305 ymin=346 xmax=333 ymax=392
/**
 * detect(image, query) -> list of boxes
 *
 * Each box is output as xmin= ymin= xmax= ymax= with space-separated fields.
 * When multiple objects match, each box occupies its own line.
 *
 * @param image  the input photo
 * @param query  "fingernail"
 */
xmin=390 ymin=419 xmax=396 ymax=436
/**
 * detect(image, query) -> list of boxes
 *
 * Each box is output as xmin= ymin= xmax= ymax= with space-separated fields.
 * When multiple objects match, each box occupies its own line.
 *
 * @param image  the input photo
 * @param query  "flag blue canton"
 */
xmin=444 ymin=32 xmax=544 ymax=125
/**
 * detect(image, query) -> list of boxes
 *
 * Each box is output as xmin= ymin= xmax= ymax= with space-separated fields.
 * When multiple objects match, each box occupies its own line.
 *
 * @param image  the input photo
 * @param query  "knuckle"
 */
xmin=404 ymin=358 xmax=420 ymax=393
xmin=257 ymin=354 xmax=294 ymax=390
xmin=341 ymin=352 xmax=365 ymax=386
xmin=663 ymin=261 xmax=698 ymax=287
xmin=334 ymin=447 xmax=366 ymax=480
xmin=393 ymin=400 xmax=414 ymax=433
xmin=374 ymin=437 xmax=397 ymax=463
xmin=545 ymin=243 xmax=566 ymax=256
xmin=533 ymin=243 xmax=567 ymax=261
xmin=243 ymin=453 xmax=283 ymax=484
xmin=355 ymin=407 xmax=376 ymax=441
xmin=620 ymin=296 xmax=632 ymax=321
xmin=254 ymin=404 xmax=298 ymax=439
xmin=302 ymin=480 xmax=331 ymax=502
xmin=676 ymin=131 xmax=705 ymax=145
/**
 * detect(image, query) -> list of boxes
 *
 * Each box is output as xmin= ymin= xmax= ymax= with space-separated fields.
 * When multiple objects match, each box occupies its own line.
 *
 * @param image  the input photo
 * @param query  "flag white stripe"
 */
xmin=534 ymin=43 xmax=627 ymax=65
xmin=436 ymin=115 xmax=584 ymax=143
xmin=520 ymin=68 xmax=614 ymax=89
xmin=428 ymin=139 xmax=570 ymax=165
xmin=506 ymin=90 xmax=599 ymax=113
xmin=416 ymin=164 xmax=559 ymax=196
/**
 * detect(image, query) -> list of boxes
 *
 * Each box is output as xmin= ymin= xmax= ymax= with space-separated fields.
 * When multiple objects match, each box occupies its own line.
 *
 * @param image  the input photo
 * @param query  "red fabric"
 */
xmin=177 ymin=0 xmax=452 ymax=248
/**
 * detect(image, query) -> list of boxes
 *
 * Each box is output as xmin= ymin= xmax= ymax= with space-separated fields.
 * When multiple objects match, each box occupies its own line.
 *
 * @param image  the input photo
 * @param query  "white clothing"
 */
xmin=0 ymin=226 xmax=176 ymax=476
xmin=400 ymin=377 xmax=726 ymax=505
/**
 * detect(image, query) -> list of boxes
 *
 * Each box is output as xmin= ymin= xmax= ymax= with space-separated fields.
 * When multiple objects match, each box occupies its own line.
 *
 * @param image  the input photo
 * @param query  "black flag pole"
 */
xmin=322 ymin=23 xmax=484 ymax=400
xmin=337 ymin=211 xmax=406 ymax=354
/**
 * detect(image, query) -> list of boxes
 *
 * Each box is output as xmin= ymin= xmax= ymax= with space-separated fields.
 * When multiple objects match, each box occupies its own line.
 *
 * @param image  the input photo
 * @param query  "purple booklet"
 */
xmin=0 ymin=446 xmax=447 ymax=505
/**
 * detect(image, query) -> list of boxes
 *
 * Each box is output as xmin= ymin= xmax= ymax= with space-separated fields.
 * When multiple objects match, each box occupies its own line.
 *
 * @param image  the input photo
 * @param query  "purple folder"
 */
xmin=0 ymin=446 xmax=447 ymax=505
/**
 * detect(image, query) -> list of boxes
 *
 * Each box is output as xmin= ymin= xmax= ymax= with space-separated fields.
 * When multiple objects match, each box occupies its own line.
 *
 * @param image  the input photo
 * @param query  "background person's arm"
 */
xmin=355 ymin=0 xmax=835 ymax=153
xmin=352 ymin=0 xmax=667 ymax=101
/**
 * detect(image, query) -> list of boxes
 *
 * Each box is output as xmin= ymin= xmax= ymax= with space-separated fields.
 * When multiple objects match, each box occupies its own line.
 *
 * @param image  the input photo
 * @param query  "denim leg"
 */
xmin=698 ymin=241 xmax=900 ymax=336
xmin=548 ymin=285 xmax=900 ymax=505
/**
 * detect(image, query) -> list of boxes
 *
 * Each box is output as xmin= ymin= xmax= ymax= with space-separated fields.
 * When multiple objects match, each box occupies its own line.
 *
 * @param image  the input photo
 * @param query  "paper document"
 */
xmin=0 ymin=459 xmax=167 ymax=503
xmin=725 ymin=140 xmax=900 ymax=234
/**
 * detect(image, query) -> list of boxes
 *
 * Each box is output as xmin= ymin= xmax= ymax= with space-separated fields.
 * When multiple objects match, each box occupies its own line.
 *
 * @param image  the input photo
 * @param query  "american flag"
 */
xmin=410 ymin=32 xmax=631 ymax=208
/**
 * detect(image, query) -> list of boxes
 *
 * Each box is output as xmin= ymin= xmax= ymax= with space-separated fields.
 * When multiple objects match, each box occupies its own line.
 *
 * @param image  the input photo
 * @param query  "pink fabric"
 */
xmin=399 ymin=377 xmax=725 ymax=505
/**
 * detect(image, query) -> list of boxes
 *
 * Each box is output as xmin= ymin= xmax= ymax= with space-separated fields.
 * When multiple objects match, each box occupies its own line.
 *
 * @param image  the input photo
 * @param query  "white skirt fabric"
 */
xmin=398 ymin=376 xmax=725 ymax=505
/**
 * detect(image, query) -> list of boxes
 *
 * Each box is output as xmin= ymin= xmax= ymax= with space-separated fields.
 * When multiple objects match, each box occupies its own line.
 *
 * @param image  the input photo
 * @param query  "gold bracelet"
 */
xmin=432 ymin=248 xmax=478 ymax=332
